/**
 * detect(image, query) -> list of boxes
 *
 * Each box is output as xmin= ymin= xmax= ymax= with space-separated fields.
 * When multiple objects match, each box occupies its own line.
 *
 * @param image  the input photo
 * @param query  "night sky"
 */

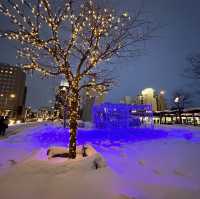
xmin=0 ymin=0 xmax=200 ymax=109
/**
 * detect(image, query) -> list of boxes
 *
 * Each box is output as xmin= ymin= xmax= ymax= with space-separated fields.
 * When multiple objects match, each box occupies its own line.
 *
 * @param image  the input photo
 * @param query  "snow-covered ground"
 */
xmin=0 ymin=123 xmax=200 ymax=199
xmin=0 ymin=121 xmax=41 ymax=140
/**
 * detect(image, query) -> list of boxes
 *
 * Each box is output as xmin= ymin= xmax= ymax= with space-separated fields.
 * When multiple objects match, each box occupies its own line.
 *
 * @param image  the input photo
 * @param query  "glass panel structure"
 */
xmin=92 ymin=103 xmax=154 ymax=129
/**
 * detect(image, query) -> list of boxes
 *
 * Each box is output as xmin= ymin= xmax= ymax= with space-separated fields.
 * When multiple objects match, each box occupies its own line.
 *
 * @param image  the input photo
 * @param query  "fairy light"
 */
xmin=0 ymin=0 xmax=150 ymax=158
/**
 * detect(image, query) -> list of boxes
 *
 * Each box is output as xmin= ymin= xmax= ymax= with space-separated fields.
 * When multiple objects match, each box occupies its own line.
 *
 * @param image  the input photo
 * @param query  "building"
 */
xmin=156 ymin=91 xmax=167 ymax=111
xmin=81 ymin=86 xmax=106 ymax=122
xmin=37 ymin=107 xmax=55 ymax=121
xmin=81 ymin=88 xmax=96 ymax=122
xmin=136 ymin=88 xmax=167 ymax=112
xmin=54 ymin=80 xmax=69 ymax=119
xmin=120 ymin=96 xmax=133 ymax=104
xmin=153 ymin=108 xmax=200 ymax=126
xmin=0 ymin=63 xmax=26 ymax=120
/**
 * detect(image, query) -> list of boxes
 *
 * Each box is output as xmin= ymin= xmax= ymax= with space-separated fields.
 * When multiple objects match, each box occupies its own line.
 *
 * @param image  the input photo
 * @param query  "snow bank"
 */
xmin=1 ymin=123 xmax=200 ymax=199
xmin=0 ymin=144 xmax=131 ymax=199
xmin=20 ymin=145 xmax=107 ymax=173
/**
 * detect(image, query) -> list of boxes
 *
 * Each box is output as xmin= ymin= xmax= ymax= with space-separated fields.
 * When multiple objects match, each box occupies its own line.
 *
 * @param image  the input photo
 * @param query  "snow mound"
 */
xmin=16 ymin=145 xmax=107 ymax=175
xmin=0 ymin=145 xmax=127 ymax=199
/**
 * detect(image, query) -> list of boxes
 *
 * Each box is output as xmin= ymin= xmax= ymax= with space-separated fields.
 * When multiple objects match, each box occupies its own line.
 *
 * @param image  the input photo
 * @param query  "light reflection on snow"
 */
xmin=30 ymin=125 xmax=168 ymax=148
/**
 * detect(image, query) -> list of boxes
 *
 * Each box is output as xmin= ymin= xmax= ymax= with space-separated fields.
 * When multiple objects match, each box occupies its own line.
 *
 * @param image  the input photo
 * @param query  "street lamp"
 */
xmin=174 ymin=96 xmax=182 ymax=124
xmin=10 ymin=94 xmax=16 ymax=98
xmin=160 ymin=90 xmax=165 ymax=95
xmin=174 ymin=97 xmax=179 ymax=103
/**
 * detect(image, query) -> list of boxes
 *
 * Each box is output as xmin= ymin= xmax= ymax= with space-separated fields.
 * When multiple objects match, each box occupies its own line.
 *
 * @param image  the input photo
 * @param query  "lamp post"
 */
xmin=174 ymin=97 xmax=182 ymax=124
xmin=159 ymin=90 xmax=166 ymax=123
xmin=174 ymin=97 xmax=179 ymax=103
xmin=156 ymin=90 xmax=165 ymax=111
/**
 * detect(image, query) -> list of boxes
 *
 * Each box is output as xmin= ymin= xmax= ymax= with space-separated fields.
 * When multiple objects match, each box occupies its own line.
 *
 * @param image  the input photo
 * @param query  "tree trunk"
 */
xmin=68 ymin=86 xmax=80 ymax=159
xmin=178 ymin=108 xmax=182 ymax=124
xmin=63 ymin=105 xmax=67 ymax=128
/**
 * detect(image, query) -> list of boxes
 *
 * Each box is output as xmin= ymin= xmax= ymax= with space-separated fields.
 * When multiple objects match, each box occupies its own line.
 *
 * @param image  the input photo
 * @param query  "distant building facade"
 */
xmin=0 ymin=63 xmax=26 ymax=120
xmin=120 ymin=96 xmax=133 ymax=104
xmin=156 ymin=92 xmax=167 ymax=111
xmin=81 ymin=87 xmax=96 ymax=122
xmin=136 ymin=88 xmax=167 ymax=112
xmin=81 ymin=88 xmax=106 ymax=122
xmin=153 ymin=108 xmax=200 ymax=126
xmin=54 ymin=80 xmax=69 ymax=119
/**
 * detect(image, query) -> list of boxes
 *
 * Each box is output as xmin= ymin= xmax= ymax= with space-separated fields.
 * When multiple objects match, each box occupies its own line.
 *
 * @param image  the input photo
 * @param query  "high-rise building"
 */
xmin=81 ymin=87 xmax=106 ymax=121
xmin=54 ymin=80 xmax=69 ymax=119
xmin=135 ymin=88 xmax=167 ymax=111
xmin=120 ymin=96 xmax=133 ymax=104
xmin=157 ymin=91 xmax=167 ymax=111
xmin=81 ymin=88 xmax=95 ymax=122
xmin=0 ymin=63 xmax=26 ymax=120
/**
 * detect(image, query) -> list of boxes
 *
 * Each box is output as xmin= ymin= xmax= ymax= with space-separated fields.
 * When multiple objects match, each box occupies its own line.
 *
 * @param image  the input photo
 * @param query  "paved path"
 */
xmin=0 ymin=122 xmax=42 ymax=140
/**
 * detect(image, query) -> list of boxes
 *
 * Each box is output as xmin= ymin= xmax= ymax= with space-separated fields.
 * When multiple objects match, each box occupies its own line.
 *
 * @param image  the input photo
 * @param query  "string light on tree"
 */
xmin=0 ymin=0 xmax=154 ymax=159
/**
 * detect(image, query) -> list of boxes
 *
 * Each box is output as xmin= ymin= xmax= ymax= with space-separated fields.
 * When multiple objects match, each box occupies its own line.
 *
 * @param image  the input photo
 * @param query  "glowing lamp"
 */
xmin=10 ymin=94 xmax=16 ymax=98
xmin=160 ymin=90 xmax=165 ymax=95
xmin=174 ymin=97 xmax=179 ymax=103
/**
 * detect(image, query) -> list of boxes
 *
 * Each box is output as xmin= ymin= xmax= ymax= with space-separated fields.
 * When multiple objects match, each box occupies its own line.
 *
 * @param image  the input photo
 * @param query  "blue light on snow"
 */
xmin=30 ymin=124 xmax=167 ymax=148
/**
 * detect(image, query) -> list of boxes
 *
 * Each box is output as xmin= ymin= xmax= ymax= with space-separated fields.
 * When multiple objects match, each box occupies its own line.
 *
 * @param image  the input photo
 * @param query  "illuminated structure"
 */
xmin=0 ymin=63 xmax=26 ymax=120
xmin=93 ymin=103 xmax=153 ymax=129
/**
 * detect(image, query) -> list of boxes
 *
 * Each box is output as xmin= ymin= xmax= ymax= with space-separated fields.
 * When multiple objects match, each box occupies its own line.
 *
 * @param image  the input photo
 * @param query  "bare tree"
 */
xmin=187 ymin=53 xmax=200 ymax=80
xmin=0 ymin=0 xmax=155 ymax=158
xmin=172 ymin=89 xmax=192 ymax=124
xmin=185 ymin=53 xmax=200 ymax=94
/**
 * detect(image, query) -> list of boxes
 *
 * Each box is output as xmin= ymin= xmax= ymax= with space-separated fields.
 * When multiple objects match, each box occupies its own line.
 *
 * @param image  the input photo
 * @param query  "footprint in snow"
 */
xmin=8 ymin=160 xmax=17 ymax=166
xmin=119 ymin=152 xmax=127 ymax=158
xmin=115 ymin=194 xmax=136 ymax=199
xmin=152 ymin=169 xmax=161 ymax=175
xmin=138 ymin=160 xmax=145 ymax=166
xmin=173 ymin=169 xmax=185 ymax=177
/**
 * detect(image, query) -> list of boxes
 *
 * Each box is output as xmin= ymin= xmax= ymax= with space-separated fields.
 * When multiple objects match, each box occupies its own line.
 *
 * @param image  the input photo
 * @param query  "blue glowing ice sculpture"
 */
xmin=92 ymin=103 xmax=154 ymax=129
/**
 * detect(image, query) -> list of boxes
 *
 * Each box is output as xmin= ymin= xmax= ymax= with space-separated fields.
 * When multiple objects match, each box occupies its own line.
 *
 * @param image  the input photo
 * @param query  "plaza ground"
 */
xmin=0 ymin=123 xmax=200 ymax=199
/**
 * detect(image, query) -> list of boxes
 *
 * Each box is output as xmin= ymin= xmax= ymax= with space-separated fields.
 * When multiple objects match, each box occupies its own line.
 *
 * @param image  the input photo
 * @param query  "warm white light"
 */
xmin=174 ymin=97 xmax=179 ymax=103
xmin=10 ymin=94 xmax=16 ymax=98
xmin=37 ymin=118 xmax=43 ymax=122
xmin=142 ymin=88 xmax=154 ymax=95
xmin=61 ymin=87 xmax=67 ymax=91
xmin=9 ymin=119 xmax=15 ymax=125
xmin=60 ymin=80 xmax=69 ymax=87
xmin=160 ymin=90 xmax=165 ymax=95
xmin=123 ymin=12 xmax=128 ymax=17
